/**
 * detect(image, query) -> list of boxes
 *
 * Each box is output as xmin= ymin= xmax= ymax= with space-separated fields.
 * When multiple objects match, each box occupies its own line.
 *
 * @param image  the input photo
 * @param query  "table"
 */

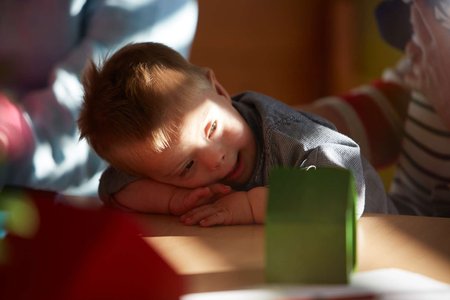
xmin=132 ymin=213 xmax=450 ymax=294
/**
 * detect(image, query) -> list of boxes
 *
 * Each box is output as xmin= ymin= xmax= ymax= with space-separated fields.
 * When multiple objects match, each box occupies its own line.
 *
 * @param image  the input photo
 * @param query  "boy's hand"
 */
xmin=168 ymin=183 xmax=231 ymax=216
xmin=180 ymin=191 xmax=255 ymax=226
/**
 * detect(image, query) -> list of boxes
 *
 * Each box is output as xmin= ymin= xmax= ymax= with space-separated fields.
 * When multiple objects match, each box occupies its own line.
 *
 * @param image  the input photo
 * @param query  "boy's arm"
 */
xmin=111 ymin=178 xmax=231 ymax=216
xmin=180 ymin=186 xmax=268 ymax=226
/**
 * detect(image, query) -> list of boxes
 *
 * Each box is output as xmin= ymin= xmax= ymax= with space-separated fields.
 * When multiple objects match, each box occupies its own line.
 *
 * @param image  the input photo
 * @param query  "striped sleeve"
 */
xmin=389 ymin=91 xmax=450 ymax=216
xmin=308 ymin=80 xmax=410 ymax=169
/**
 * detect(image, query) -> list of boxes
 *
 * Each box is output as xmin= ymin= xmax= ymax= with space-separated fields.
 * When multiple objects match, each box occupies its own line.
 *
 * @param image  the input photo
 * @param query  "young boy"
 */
xmin=78 ymin=42 xmax=396 ymax=226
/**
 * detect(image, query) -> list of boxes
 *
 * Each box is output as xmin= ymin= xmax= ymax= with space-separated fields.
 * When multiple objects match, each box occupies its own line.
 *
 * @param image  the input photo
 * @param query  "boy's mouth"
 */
xmin=223 ymin=153 xmax=243 ymax=183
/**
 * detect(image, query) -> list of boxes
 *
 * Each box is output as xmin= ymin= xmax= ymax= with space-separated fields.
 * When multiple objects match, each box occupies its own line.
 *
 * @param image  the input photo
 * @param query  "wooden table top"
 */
xmin=131 ymin=213 xmax=450 ymax=294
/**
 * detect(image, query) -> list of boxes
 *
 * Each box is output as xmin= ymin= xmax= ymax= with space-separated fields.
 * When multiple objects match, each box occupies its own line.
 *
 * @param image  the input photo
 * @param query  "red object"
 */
xmin=0 ymin=188 xmax=184 ymax=300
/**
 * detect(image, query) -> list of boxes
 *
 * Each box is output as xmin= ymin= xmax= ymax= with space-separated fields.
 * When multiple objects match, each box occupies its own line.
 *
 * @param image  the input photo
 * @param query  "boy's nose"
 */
xmin=203 ymin=149 xmax=226 ymax=171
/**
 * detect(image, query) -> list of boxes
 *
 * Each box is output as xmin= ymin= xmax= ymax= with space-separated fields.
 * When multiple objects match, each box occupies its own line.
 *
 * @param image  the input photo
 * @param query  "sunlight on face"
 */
xmin=135 ymin=90 xmax=257 ymax=189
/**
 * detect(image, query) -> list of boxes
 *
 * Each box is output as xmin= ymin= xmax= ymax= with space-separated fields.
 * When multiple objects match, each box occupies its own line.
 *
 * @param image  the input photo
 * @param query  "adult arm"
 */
xmin=300 ymin=78 xmax=411 ymax=169
xmin=5 ymin=0 xmax=198 ymax=195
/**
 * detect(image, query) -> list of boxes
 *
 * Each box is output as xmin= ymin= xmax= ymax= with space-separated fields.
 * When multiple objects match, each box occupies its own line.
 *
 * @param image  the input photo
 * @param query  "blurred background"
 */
xmin=189 ymin=0 xmax=403 ymax=105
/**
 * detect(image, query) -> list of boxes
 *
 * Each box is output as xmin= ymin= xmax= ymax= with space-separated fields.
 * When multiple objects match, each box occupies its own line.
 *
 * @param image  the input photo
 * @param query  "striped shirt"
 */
xmin=310 ymin=65 xmax=450 ymax=216
xmin=389 ymin=91 xmax=450 ymax=216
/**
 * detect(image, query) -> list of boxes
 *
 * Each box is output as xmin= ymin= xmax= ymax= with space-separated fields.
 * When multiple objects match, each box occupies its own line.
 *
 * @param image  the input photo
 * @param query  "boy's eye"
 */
xmin=207 ymin=121 xmax=217 ymax=139
xmin=180 ymin=160 xmax=194 ymax=177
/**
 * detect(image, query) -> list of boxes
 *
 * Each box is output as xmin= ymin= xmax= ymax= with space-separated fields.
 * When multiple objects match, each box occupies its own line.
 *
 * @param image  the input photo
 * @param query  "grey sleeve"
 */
xmin=361 ymin=157 xmax=397 ymax=215
xmin=98 ymin=166 xmax=140 ymax=205
xmin=302 ymin=144 xmax=390 ymax=218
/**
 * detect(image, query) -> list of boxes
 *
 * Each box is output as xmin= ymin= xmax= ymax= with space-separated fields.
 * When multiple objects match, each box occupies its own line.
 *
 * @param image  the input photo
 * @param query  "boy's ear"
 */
xmin=205 ymin=68 xmax=231 ymax=100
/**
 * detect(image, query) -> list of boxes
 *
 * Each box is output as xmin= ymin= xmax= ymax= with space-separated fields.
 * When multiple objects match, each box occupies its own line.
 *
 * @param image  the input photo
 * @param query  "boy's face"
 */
xmin=132 ymin=88 xmax=257 ymax=189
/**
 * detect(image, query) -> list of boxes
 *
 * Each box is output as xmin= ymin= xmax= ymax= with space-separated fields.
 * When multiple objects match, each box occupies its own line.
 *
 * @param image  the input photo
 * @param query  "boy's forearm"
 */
xmin=113 ymin=179 xmax=221 ymax=216
xmin=246 ymin=186 xmax=268 ymax=224
xmin=113 ymin=178 xmax=177 ymax=213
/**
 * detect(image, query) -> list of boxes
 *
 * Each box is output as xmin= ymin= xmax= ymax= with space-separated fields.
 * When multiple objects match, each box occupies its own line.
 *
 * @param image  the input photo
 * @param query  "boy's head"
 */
xmin=79 ymin=42 xmax=257 ymax=189
xmin=79 ymin=42 xmax=212 ymax=173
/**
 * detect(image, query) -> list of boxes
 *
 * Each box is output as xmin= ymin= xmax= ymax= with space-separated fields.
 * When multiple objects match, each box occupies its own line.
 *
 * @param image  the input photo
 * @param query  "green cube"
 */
xmin=266 ymin=167 xmax=357 ymax=284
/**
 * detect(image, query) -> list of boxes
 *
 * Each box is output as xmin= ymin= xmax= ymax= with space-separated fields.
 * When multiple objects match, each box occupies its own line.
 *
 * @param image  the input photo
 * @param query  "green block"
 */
xmin=265 ymin=167 xmax=357 ymax=284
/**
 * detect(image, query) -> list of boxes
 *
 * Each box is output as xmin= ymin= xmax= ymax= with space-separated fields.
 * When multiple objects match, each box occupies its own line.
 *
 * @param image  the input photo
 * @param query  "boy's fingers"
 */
xmin=199 ymin=213 xmax=226 ymax=227
xmin=182 ymin=187 xmax=213 ymax=209
xmin=181 ymin=205 xmax=224 ymax=226
xmin=208 ymin=184 xmax=231 ymax=195
xmin=179 ymin=205 xmax=204 ymax=223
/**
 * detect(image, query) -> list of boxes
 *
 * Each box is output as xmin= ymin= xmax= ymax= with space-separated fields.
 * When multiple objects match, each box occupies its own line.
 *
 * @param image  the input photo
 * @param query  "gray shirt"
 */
xmin=99 ymin=91 xmax=396 ymax=217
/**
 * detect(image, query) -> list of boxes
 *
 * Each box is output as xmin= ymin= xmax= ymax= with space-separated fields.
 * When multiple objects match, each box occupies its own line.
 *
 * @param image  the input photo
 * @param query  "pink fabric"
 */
xmin=0 ymin=93 xmax=34 ymax=160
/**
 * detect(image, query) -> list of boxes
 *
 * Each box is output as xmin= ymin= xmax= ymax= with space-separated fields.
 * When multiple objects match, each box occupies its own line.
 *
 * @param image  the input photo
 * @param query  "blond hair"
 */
xmin=78 ymin=42 xmax=211 ymax=174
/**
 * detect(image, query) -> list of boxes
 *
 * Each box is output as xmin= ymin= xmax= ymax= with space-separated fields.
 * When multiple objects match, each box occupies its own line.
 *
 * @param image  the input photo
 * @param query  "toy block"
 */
xmin=266 ymin=167 xmax=357 ymax=284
